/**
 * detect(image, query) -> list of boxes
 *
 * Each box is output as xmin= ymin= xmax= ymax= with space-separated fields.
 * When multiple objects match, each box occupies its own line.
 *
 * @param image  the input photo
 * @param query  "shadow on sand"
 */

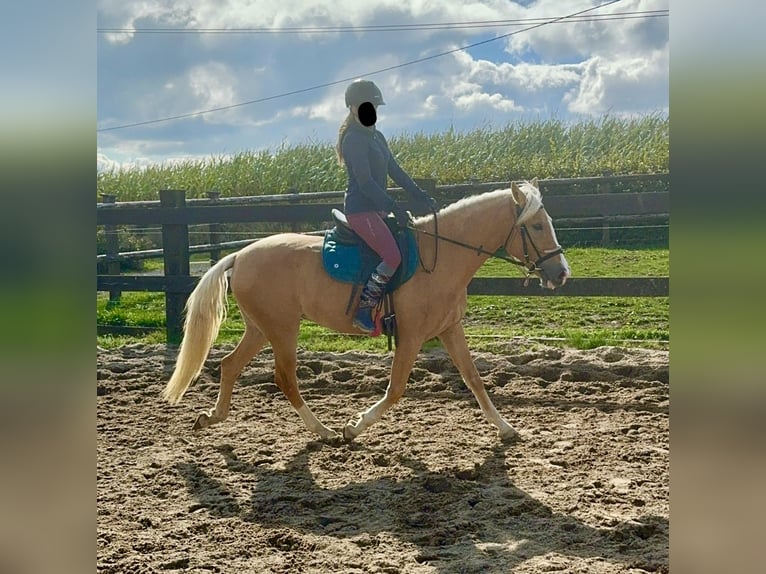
xmin=177 ymin=440 xmax=667 ymax=572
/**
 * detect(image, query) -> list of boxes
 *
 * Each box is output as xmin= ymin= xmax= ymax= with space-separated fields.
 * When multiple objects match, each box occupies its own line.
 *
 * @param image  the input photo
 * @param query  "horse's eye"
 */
xmin=532 ymin=223 xmax=544 ymax=231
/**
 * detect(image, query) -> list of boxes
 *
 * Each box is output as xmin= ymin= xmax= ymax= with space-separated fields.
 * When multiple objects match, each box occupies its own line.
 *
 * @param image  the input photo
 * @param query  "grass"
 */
xmin=97 ymin=246 xmax=669 ymax=352
xmin=465 ymin=247 xmax=668 ymax=349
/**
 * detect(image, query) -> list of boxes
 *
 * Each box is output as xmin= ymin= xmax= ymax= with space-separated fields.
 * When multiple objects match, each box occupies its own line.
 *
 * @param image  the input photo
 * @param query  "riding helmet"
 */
xmin=344 ymin=79 xmax=386 ymax=107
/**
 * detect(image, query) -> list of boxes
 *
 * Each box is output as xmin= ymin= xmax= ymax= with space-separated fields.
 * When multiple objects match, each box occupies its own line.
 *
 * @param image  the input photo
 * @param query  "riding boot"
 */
xmin=353 ymin=271 xmax=390 ymax=334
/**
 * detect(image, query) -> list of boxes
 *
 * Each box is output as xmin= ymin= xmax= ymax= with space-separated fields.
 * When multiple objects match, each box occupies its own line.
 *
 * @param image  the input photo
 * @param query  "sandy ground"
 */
xmin=97 ymin=342 xmax=668 ymax=573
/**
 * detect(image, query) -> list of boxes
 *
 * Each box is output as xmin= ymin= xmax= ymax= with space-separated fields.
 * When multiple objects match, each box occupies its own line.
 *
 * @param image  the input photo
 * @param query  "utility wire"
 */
xmin=99 ymin=10 xmax=667 ymax=34
xmin=98 ymin=0 xmax=626 ymax=133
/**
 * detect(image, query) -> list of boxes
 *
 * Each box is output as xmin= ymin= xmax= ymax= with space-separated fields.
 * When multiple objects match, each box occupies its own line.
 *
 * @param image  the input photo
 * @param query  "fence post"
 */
xmin=599 ymin=170 xmax=613 ymax=246
xmin=413 ymin=178 xmax=438 ymax=214
xmin=288 ymin=187 xmax=300 ymax=232
xmin=470 ymin=177 xmax=481 ymax=193
xmin=160 ymin=190 xmax=190 ymax=345
xmin=207 ymin=190 xmax=221 ymax=265
xmin=101 ymin=193 xmax=122 ymax=302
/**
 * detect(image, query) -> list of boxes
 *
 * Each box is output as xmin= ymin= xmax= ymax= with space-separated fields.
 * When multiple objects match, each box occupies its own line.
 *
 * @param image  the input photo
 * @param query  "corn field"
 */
xmin=96 ymin=115 xmax=669 ymax=201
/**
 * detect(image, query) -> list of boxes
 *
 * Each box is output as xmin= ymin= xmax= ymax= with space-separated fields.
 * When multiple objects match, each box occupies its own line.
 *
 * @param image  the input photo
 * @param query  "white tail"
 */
xmin=162 ymin=253 xmax=237 ymax=404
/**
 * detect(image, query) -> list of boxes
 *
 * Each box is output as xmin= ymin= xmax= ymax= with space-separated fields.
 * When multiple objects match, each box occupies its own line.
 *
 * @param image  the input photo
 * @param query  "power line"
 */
xmin=98 ymin=11 xmax=667 ymax=35
xmin=97 ymin=0 xmax=629 ymax=133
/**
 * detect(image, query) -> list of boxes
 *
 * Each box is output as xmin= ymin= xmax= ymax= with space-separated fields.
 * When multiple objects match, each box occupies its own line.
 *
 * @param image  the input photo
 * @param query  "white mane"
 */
xmin=514 ymin=180 xmax=543 ymax=225
xmin=413 ymin=180 xmax=542 ymax=225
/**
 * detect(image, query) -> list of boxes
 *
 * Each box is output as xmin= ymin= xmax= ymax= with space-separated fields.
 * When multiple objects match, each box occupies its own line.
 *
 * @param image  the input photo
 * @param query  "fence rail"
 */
xmin=97 ymin=174 xmax=669 ymax=342
xmin=96 ymin=192 xmax=667 ymax=226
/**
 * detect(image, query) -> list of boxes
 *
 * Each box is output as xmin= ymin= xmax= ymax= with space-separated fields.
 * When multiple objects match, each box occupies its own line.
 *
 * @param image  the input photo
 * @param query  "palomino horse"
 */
xmin=163 ymin=179 xmax=570 ymax=441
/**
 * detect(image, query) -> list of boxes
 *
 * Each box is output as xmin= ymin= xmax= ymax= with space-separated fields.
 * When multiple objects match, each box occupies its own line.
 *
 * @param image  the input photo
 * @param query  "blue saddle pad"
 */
xmin=322 ymin=226 xmax=419 ymax=292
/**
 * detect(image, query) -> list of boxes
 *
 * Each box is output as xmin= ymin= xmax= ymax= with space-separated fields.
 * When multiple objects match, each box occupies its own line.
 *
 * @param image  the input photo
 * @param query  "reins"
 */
xmin=408 ymin=204 xmax=563 ymax=279
xmin=414 ymin=207 xmax=439 ymax=273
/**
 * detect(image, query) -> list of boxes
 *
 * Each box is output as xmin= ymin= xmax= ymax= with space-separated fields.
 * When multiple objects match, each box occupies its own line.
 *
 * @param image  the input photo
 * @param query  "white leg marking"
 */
xmin=297 ymin=405 xmax=339 ymax=440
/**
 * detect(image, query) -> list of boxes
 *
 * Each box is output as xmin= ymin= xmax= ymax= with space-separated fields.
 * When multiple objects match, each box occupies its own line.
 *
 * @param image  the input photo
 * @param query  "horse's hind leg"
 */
xmin=193 ymin=323 xmax=266 ymax=430
xmin=438 ymin=322 xmax=518 ymax=441
xmin=270 ymin=328 xmax=340 ymax=441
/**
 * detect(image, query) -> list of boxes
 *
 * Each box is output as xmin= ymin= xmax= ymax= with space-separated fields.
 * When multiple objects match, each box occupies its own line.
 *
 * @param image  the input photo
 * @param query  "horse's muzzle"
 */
xmin=539 ymin=255 xmax=570 ymax=289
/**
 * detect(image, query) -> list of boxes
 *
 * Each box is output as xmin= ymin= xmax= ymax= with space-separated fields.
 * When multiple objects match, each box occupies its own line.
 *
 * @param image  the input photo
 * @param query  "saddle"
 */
xmin=322 ymin=209 xmax=419 ymax=348
xmin=322 ymin=209 xmax=418 ymax=291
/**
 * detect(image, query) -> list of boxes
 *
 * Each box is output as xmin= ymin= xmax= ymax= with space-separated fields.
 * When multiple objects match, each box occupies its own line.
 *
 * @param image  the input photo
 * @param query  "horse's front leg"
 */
xmin=438 ymin=322 xmax=518 ymax=441
xmin=343 ymin=341 xmax=420 ymax=441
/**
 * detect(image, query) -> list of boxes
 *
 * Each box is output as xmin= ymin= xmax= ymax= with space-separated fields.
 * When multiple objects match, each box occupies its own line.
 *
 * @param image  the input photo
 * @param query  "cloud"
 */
xmin=186 ymin=63 xmax=239 ymax=118
xmin=506 ymin=0 xmax=669 ymax=61
xmin=455 ymin=91 xmax=523 ymax=112
xmin=291 ymin=99 xmax=343 ymax=122
xmin=98 ymin=0 xmax=522 ymax=43
xmin=451 ymin=49 xmax=580 ymax=94
xmin=97 ymin=0 xmax=669 ymax=168
xmin=97 ymin=153 xmax=121 ymax=173
xmin=564 ymin=48 xmax=669 ymax=115
xmin=442 ymin=10 xmax=669 ymax=118
xmin=445 ymin=77 xmax=522 ymax=112
xmin=98 ymin=0 xmax=193 ymax=44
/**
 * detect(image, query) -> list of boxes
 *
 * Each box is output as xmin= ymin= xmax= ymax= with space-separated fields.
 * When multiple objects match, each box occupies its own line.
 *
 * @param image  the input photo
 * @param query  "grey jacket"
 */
xmin=341 ymin=122 xmax=426 ymax=214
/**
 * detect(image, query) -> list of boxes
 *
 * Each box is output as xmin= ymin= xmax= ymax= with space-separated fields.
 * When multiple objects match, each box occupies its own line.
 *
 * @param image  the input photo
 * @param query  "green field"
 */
xmin=97 ymin=116 xmax=668 ymax=352
xmin=97 ymin=246 xmax=668 ymax=352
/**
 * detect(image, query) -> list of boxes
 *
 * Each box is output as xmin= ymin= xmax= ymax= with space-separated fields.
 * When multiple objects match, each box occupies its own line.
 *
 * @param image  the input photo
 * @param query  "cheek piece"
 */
xmin=358 ymin=101 xmax=377 ymax=127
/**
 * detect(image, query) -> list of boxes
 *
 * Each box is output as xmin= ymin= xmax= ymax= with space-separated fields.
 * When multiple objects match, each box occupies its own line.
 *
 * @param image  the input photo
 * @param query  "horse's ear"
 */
xmin=510 ymin=182 xmax=523 ymax=206
xmin=531 ymin=177 xmax=538 ymax=188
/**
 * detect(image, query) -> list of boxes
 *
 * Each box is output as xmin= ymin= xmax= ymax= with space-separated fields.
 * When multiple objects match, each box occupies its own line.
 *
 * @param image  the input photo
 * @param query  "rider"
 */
xmin=336 ymin=79 xmax=437 ymax=333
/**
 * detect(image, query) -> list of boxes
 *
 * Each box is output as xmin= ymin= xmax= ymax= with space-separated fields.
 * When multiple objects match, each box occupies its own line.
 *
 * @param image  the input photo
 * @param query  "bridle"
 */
xmin=505 ymin=205 xmax=565 ymax=276
xmin=410 ymin=201 xmax=564 ymax=280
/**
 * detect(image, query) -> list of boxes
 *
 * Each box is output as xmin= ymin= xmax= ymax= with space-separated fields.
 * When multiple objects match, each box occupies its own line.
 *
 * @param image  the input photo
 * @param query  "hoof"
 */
xmin=323 ymin=433 xmax=345 ymax=447
xmin=342 ymin=425 xmax=359 ymax=443
xmin=192 ymin=413 xmax=213 ymax=431
xmin=318 ymin=428 xmax=341 ymax=442
xmin=499 ymin=427 xmax=520 ymax=443
xmin=342 ymin=413 xmax=366 ymax=442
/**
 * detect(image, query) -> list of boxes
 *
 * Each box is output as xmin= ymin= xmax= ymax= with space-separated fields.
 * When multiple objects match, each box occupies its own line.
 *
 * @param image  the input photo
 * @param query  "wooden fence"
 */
xmin=97 ymin=174 xmax=669 ymax=342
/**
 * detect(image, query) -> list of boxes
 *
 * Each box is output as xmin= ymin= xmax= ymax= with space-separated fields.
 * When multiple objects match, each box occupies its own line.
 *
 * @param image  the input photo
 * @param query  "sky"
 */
xmin=96 ymin=0 xmax=669 ymax=171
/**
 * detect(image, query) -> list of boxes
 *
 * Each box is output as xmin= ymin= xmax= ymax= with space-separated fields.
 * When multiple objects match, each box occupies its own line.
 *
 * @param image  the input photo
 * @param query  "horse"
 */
xmin=162 ymin=178 xmax=570 ymax=442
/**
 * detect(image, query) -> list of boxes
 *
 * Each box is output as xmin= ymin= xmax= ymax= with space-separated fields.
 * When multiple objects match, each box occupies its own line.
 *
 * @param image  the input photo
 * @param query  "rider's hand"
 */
xmin=392 ymin=204 xmax=410 ymax=227
xmin=413 ymin=193 xmax=438 ymax=212
xmin=423 ymin=195 xmax=438 ymax=211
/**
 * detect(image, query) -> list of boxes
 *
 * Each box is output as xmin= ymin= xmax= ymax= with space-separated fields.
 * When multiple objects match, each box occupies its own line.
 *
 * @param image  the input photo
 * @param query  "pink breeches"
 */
xmin=345 ymin=212 xmax=401 ymax=275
